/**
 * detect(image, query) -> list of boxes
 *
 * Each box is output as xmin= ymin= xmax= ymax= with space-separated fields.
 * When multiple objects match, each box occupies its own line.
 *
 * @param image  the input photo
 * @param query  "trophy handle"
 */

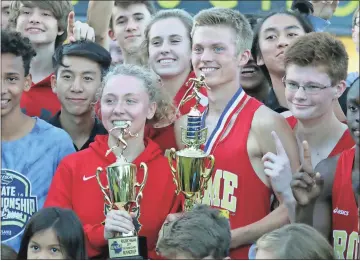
xmin=200 ymin=155 xmax=215 ymax=198
xmin=167 ymin=148 xmax=180 ymax=195
xmin=134 ymin=162 xmax=148 ymax=209
xmin=95 ymin=167 xmax=113 ymax=206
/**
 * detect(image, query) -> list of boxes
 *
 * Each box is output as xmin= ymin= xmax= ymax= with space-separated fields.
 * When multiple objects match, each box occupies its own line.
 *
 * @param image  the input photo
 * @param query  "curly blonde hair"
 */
xmin=97 ymin=64 xmax=177 ymax=127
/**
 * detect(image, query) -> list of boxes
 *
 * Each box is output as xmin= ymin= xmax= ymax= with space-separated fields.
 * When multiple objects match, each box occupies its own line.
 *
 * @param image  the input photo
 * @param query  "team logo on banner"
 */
xmin=1 ymin=169 xmax=38 ymax=242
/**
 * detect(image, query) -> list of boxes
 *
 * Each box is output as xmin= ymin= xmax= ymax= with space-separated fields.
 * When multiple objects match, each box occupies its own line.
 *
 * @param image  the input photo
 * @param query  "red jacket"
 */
xmin=44 ymin=135 xmax=182 ymax=259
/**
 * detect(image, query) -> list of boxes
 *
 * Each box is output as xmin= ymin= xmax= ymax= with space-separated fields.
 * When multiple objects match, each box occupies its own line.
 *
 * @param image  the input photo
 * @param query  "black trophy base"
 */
xmin=108 ymin=236 xmax=148 ymax=260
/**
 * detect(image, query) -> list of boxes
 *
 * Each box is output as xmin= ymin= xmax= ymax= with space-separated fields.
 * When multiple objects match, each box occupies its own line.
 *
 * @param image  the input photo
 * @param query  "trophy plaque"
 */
xmin=168 ymin=74 xmax=215 ymax=211
xmin=96 ymin=121 xmax=148 ymax=259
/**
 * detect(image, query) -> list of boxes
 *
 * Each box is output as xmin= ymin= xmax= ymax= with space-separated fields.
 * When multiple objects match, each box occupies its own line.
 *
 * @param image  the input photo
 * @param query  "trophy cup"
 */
xmin=96 ymin=121 xmax=148 ymax=259
xmin=167 ymin=74 xmax=215 ymax=212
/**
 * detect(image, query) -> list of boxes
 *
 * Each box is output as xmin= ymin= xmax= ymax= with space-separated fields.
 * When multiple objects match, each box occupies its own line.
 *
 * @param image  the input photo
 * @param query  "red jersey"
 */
xmin=20 ymin=74 xmax=61 ymax=121
xmin=285 ymin=116 xmax=354 ymax=157
xmin=200 ymin=94 xmax=271 ymax=259
xmin=332 ymin=148 xmax=359 ymax=259
xmin=284 ymin=114 xmax=297 ymax=130
xmin=44 ymin=135 xmax=181 ymax=259
xmin=145 ymin=71 xmax=208 ymax=152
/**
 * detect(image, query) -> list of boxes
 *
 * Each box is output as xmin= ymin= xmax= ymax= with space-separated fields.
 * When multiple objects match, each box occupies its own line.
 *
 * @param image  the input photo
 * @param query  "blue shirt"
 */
xmin=1 ymin=118 xmax=75 ymax=251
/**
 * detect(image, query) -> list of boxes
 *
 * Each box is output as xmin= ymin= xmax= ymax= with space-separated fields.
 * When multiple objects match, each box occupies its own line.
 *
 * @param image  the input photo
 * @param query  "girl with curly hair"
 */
xmin=44 ymin=64 xmax=182 ymax=259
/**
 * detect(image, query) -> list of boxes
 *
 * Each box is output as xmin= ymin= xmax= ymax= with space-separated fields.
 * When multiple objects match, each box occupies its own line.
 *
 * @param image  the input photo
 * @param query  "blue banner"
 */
xmin=72 ymin=0 xmax=358 ymax=36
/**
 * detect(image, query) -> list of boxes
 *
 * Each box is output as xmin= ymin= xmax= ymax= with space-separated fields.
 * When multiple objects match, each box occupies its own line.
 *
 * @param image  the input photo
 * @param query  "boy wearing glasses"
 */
xmin=291 ymin=74 xmax=360 ymax=260
xmin=283 ymin=32 xmax=355 ymax=169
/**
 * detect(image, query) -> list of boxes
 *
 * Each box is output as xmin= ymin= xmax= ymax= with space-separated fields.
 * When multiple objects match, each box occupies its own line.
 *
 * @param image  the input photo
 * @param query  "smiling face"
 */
xmin=191 ymin=25 xmax=249 ymax=88
xmin=1 ymin=53 xmax=32 ymax=118
xmin=15 ymin=4 xmax=63 ymax=46
xmin=241 ymin=54 xmax=267 ymax=91
xmin=257 ymin=14 xmax=306 ymax=76
xmin=148 ymin=17 xmax=191 ymax=79
xmin=27 ymin=228 xmax=66 ymax=260
xmin=100 ymin=74 xmax=156 ymax=138
xmin=111 ymin=3 xmax=152 ymax=54
xmin=284 ymin=64 xmax=344 ymax=121
xmin=51 ymin=56 xmax=102 ymax=117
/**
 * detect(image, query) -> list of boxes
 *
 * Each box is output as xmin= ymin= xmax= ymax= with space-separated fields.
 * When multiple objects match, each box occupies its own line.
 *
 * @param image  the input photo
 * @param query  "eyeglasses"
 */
xmin=355 ymin=20 xmax=359 ymax=27
xmin=282 ymin=76 xmax=331 ymax=94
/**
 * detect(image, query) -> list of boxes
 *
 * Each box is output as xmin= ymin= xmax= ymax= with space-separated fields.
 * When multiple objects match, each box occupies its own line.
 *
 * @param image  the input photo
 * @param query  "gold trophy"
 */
xmin=96 ymin=121 xmax=148 ymax=259
xmin=168 ymin=74 xmax=215 ymax=212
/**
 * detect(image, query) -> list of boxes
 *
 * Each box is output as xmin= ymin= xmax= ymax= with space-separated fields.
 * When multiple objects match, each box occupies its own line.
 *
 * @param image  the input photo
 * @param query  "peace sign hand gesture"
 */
xmin=290 ymin=141 xmax=324 ymax=206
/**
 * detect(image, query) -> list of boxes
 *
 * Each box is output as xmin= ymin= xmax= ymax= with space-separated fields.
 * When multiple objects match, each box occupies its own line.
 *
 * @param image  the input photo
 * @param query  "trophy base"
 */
xmin=108 ymin=236 xmax=148 ymax=260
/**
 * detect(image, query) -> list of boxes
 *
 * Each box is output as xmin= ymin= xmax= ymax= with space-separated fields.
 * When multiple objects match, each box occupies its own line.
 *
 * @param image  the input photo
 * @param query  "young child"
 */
xmin=156 ymin=204 xmax=231 ymax=259
xmin=255 ymin=223 xmax=334 ymax=259
xmin=17 ymin=207 xmax=87 ymax=260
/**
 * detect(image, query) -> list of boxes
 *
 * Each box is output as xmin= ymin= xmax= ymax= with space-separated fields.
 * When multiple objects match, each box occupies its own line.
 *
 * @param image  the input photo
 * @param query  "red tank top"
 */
xmin=329 ymin=130 xmax=355 ymax=157
xmin=285 ymin=115 xmax=297 ymax=129
xmin=201 ymin=96 xmax=271 ymax=259
xmin=285 ymin=116 xmax=355 ymax=157
xmin=332 ymin=148 xmax=359 ymax=259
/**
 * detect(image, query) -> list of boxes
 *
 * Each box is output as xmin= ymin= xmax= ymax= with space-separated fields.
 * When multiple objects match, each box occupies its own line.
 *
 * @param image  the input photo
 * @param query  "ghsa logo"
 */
xmin=1 ymin=169 xmax=38 ymax=242
xmin=110 ymin=241 xmax=123 ymax=254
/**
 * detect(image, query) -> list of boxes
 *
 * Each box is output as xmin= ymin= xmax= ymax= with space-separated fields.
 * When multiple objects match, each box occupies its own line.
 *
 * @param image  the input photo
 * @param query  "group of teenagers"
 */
xmin=1 ymin=0 xmax=359 ymax=259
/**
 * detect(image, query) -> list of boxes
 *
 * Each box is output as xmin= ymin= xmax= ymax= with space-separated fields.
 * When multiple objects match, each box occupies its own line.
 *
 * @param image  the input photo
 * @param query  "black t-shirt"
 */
xmin=48 ymin=111 xmax=108 ymax=151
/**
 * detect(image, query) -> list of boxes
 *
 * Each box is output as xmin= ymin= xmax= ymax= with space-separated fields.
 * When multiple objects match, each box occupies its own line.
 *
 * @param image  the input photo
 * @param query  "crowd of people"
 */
xmin=1 ymin=0 xmax=359 ymax=259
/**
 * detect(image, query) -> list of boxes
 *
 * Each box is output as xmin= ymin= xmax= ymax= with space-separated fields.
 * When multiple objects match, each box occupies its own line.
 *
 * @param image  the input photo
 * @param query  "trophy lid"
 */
xmin=177 ymin=147 xmax=208 ymax=158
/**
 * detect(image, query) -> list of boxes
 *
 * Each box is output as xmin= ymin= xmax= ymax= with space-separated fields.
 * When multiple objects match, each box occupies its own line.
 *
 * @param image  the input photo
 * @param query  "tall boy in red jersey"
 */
xmin=174 ymin=8 xmax=301 ymax=259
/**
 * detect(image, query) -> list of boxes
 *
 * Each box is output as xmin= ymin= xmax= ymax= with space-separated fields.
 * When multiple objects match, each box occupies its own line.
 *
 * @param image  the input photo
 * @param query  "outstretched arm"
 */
xmin=86 ymin=0 xmax=114 ymax=49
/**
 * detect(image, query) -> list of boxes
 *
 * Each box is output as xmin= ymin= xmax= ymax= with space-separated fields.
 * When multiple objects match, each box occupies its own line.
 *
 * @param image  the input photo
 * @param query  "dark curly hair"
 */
xmin=1 ymin=29 xmax=36 ymax=76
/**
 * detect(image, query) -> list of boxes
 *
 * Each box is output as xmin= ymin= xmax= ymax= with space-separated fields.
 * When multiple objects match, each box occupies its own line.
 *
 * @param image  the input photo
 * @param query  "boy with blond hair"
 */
xmin=174 ymin=7 xmax=300 ymax=259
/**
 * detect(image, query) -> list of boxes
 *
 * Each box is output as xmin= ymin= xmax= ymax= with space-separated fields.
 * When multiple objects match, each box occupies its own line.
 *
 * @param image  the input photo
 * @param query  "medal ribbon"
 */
xmin=202 ymin=87 xmax=246 ymax=154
